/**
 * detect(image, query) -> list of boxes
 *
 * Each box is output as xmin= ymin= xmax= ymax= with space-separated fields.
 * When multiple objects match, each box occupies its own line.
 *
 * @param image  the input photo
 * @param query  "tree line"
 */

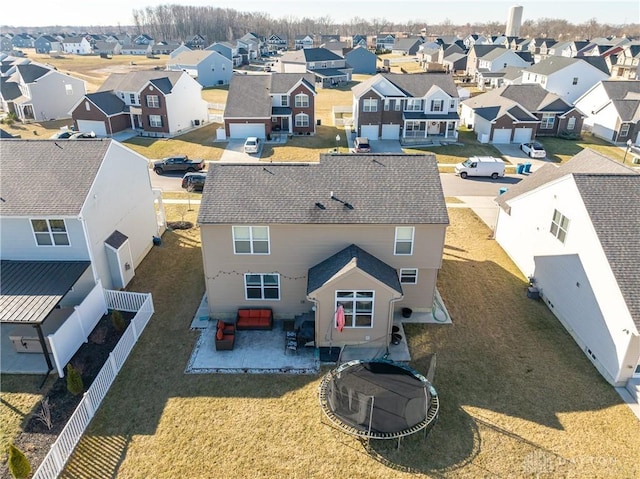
xmin=129 ymin=5 xmax=639 ymax=43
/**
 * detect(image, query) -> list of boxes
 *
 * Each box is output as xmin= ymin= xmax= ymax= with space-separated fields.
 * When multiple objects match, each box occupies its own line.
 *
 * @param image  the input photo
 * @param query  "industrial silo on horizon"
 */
xmin=506 ymin=5 xmax=524 ymax=37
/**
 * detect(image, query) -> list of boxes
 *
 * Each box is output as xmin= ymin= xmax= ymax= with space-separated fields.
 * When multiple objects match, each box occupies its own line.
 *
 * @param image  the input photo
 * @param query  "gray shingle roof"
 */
xmin=611 ymin=99 xmax=640 ymax=122
xmin=168 ymin=49 xmax=219 ymax=65
xmin=0 ymin=260 xmax=92 ymax=324
xmin=0 ymin=77 xmax=21 ymax=101
xmin=85 ymin=91 xmax=126 ymax=115
xmin=302 ymin=47 xmax=343 ymax=62
xmin=600 ymin=80 xmax=640 ymax=100
xmin=16 ymin=63 xmax=50 ymax=83
xmin=462 ymin=84 xmax=571 ymax=117
xmin=0 ymin=139 xmax=112 ymax=216
xmin=307 ymin=244 xmax=403 ymax=295
xmin=353 ymin=72 xmax=458 ymax=99
xmin=97 ymin=70 xmax=183 ymax=93
xmin=525 ymin=56 xmax=609 ymax=76
xmin=198 ymin=154 xmax=448 ymax=225
xmin=495 ymin=149 xmax=640 ymax=328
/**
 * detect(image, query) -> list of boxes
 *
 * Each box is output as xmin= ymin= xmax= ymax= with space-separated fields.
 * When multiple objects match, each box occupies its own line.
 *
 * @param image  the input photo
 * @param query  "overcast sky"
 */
xmin=3 ymin=0 xmax=638 ymax=28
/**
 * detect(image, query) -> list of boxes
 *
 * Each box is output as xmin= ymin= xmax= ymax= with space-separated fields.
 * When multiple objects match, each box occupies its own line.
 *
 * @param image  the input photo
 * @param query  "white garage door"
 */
xmin=381 ymin=124 xmax=400 ymax=140
xmin=76 ymin=120 xmax=107 ymax=137
xmin=360 ymin=124 xmax=379 ymax=139
xmin=513 ymin=128 xmax=532 ymax=144
xmin=492 ymin=129 xmax=512 ymax=144
xmin=229 ymin=123 xmax=266 ymax=139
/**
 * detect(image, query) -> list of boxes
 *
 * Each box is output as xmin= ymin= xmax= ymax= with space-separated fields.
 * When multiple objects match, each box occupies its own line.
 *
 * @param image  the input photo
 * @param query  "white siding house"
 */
xmin=495 ymin=149 xmax=640 ymax=387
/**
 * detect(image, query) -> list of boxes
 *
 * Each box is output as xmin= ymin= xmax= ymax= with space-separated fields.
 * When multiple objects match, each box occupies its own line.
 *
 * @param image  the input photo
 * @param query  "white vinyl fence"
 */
xmin=33 ymin=289 xmax=154 ymax=479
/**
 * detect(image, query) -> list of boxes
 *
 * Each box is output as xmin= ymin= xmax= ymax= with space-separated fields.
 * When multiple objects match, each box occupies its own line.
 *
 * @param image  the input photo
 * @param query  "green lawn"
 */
xmin=47 ymin=205 xmax=639 ymax=479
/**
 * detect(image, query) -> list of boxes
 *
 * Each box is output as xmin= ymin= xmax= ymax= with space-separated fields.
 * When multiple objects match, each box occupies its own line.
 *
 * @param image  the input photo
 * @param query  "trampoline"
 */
xmin=318 ymin=359 xmax=439 ymax=447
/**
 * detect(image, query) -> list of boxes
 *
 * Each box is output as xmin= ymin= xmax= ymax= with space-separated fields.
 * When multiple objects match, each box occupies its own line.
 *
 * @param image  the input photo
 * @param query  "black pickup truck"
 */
xmin=153 ymin=155 xmax=205 ymax=174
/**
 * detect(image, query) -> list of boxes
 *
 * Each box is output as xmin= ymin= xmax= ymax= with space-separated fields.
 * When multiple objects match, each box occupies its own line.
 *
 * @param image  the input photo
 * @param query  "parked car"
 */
xmin=244 ymin=137 xmax=261 ymax=154
xmin=354 ymin=137 xmax=371 ymax=153
xmin=520 ymin=141 xmax=546 ymax=158
xmin=181 ymin=172 xmax=207 ymax=191
xmin=49 ymin=130 xmax=74 ymax=139
xmin=153 ymin=155 xmax=205 ymax=175
xmin=69 ymin=131 xmax=96 ymax=139
xmin=455 ymin=156 xmax=505 ymax=179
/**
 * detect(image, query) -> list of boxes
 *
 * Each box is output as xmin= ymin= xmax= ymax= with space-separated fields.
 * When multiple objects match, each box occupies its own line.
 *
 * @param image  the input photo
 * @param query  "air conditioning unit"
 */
xmin=193 ymin=119 xmax=200 ymax=126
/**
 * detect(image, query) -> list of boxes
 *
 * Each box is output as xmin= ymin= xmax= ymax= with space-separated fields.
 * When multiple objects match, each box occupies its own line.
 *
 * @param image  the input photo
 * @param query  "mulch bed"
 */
xmin=1 ymin=311 xmax=132 ymax=476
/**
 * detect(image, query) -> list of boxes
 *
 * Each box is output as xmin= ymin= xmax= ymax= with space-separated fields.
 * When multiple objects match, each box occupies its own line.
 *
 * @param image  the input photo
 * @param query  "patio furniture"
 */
xmin=285 ymin=331 xmax=298 ymax=355
xmin=215 ymin=320 xmax=236 ymax=350
xmin=236 ymin=308 xmax=273 ymax=330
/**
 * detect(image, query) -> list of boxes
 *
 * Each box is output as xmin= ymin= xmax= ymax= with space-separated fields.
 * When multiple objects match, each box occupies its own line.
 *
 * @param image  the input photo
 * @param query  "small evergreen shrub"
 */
xmin=66 ymin=363 xmax=84 ymax=396
xmin=7 ymin=443 xmax=31 ymax=479
xmin=111 ymin=309 xmax=126 ymax=333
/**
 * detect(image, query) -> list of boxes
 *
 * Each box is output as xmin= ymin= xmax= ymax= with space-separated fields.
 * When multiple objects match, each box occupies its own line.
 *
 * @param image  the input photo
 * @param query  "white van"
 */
xmin=455 ymin=156 xmax=505 ymax=179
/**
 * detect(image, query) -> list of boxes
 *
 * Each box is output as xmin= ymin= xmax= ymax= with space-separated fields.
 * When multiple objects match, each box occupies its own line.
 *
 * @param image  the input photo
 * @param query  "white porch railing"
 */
xmin=33 ymin=290 xmax=154 ymax=479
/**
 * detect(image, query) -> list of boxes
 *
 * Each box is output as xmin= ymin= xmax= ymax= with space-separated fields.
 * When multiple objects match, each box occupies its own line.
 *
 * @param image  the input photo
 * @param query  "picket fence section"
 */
xmin=33 ymin=290 xmax=154 ymax=479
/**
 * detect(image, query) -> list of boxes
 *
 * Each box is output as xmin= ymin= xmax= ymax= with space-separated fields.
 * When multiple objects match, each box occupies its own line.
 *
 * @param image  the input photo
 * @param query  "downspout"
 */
xmin=387 ymin=294 xmax=404 ymax=353
xmin=78 ymin=214 xmax=100 ymax=285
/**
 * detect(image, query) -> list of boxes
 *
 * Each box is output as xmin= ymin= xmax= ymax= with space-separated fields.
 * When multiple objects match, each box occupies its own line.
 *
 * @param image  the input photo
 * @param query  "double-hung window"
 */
xmin=281 ymin=95 xmax=288 ymax=107
xmin=431 ymin=99 xmax=444 ymax=112
xmin=149 ymin=115 xmax=162 ymax=127
xmin=363 ymin=98 xmax=378 ymax=112
xmin=31 ymin=219 xmax=70 ymax=246
xmin=294 ymin=93 xmax=309 ymax=108
xmin=540 ymin=113 xmax=555 ymax=129
xmin=566 ymin=117 xmax=576 ymax=131
xmin=394 ymin=226 xmax=414 ymax=255
xmin=406 ymin=99 xmax=422 ymax=111
xmin=620 ymin=123 xmax=630 ymax=137
xmin=295 ymin=113 xmax=309 ymax=127
xmin=336 ymin=291 xmax=374 ymax=328
xmin=146 ymin=95 xmax=160 ymax=108
xmin=245 ymin=273 xmax=280 ymax=300
xmin=233 ymin=226 xmax=270 ymax=254
xmin=550 ymin=209 xmax=569 ymax=243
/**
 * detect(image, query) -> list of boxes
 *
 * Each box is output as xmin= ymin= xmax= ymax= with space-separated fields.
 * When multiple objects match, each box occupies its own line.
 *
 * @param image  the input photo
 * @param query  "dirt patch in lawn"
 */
xmin=0 ymin=312 xmax=132 ymax=476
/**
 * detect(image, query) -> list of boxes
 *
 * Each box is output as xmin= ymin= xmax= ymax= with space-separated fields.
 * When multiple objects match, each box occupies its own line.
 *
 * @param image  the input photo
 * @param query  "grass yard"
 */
xmin=50 ymin=206 xmax=639 ymax=479
xmin=403 ymin=129 xmax=505 ymax=164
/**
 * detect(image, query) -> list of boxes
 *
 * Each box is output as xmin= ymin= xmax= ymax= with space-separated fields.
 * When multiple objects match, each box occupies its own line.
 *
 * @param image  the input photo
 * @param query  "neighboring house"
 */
xmin=169 ymin=43 xmax=191 ymax=59
xmin=392 ymin=38 xmax=422 ymax=56
xmin=223 ymin=73 xmax=316 ymax=139
xmin=494 ymin=149 xmax=640 ymax=388
xmin=475 ymin=47 xmax=532 ymax=86
xmin=71 ymin=70 xmax=208 ymax=138
xmin=0 ymin=139 xmax=164 ymax=293
xmin=546 ymin=40 xmax=589 ymax=59
xmin=267 ymin=34 xmax=288 ymax=52
xmin=352 ymin=72 xmax=460 ymax=141
xmin=11 ymin=33 xmax=35 ymax=49
xmin=376 ymin=34 xmax=396 ymax=51
xmin=93 ymin=41 xmax=122 ymax=56
xmin=185 ymin=34 xmax=207 ymax=50
xmin=134 ymin=34 xmax=154 ymax=45
xmin=574 ymin=80 xmax=640 ymax=144
xmin=276 ymin=47 xmax=352 ymax=88
xmin=0 ymin=62 xmax=86 ymax=121
xmin=120 ymin=44 xmax=153 ymax=55
xmin=577 ymin=37 xmax=630 ymax=57
xmin=466 ymin=44 xmax=503 ymax=78
xmin=61 ymin=36 xmax=93 ymax=55
xmin=166 ymin=49 xmax=232 ymax=87
xmin=207 ymin=42 xmax=242 ymax=67
xmin=1 ymin=36 xmax=13 ymax=52
xmin=34 ymin=35 xmax=62 ymax=54
xmin=478 ymin=65 xmax=525 ymax=89
xmin=321 ymin=40 xmax=349 ymax=57
xmin=462 ymin=34 xmax=491 ymax=49
xmin=237 ymin=33 xmax=263 ymax=62
xmin=611 ymin=44 xmax=640 ymax=80
xmin=344 ymin=46 xmax=377 ymax=75
xmin=442 ymin=52 xmax=467 ymax=75
xmin=295 ymin=35 xmax=315 ymax=50
xmin=197 ymin=154 xmax=449 ymax=351
xmin=152 ymin=41 xmax=182 ymax=55
xmin=351 ymin=35 xmax=368 ymax=48
xmin=460 ymin=84 xmax=584 ymax=143
xmin=521 ymin=56 xmax=611 ymax=104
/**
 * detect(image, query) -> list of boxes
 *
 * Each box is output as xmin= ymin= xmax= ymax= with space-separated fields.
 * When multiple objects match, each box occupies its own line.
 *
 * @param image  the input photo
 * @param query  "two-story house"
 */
xmin=223 ymin=73 xmax=316 ymax=139
xmin=71 ymin=70 xmax=208 ymax=138
xmin=352 ymin=72 xmax=460 ymax=141
xmin=185 ymin=34 xmax=207 ymax=50
xmin=11 ymin=33 xmax=35 ymax=49
xmin=294 ymin=35 xmax=314 ymax=50
xmin=574 ymin=80 xmax=640 ymax=144
xmin=197 ymin=154 xmax=449 ymax=351
xmin=267 ymin=34 xmax=288 ymax=52
xmin=494 ymin=149 xmax=640 ymax=389
xmin=61 ymin=36 xmax=93 ymax=55
xmin=276 ymin=48 xmax=352 ymax=88
xmin=345 ymin=46 xmax=377 ymax=75
xmin=521 ymin=56 xmax=611 ymax=104
xmin=611 ymin=44 xmax=640 ymax=80
xmin=375 ymin=34 xmax=396 ymax=52
xmin=0 ymin=62 xmax=86 ymax=122
xmin=461 ymin=84 xmax=584 ymax=144
xmin=206 ymin=42 xmax=242 ymax=67
xmin=34 ymin=35 xmax=63 ymax=54
xmin=166 ymin=49 xmax=233 ymax=87
xmin=475 ymin=47 xmax=532 ymax=88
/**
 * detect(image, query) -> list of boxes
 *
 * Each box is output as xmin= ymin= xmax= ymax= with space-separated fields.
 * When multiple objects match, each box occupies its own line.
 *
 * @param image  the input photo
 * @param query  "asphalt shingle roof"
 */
xmin=85 ymin=91 xmax=126 ymax=115
xmin=353 ymin=72 xmax=458 ymax=99
xmin=198 ymin=154 xmax=448 ymax=225
xmin=0 ymin=139 xmax=112 ymax=216
xmin=168 ymin=49 xmax=219 ymax=65
xmin=307 ymin=244 xmax=403 ymax=295
xmin=16 ymin=63 xmax=50 ymax=83
xmin=525 ymin=56 xmax=609 ymax=76
xmin=97 ymin=70 xmax=183 ymax=93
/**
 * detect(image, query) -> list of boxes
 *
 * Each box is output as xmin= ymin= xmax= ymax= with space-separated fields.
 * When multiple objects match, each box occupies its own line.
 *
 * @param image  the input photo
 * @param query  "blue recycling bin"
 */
xmin=499 ymin=187 xmax=508 ymax=195
xmin=516 ymin=163 xmax=525 ymax=174
xmin=523 ymin=162 xmax=532 ymax=173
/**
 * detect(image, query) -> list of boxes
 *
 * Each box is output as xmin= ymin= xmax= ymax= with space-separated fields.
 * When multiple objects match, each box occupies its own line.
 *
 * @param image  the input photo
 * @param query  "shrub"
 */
xmin=7 ymin=444 xmax=31 ymax=479
xmin=111 ymin=309 xmax=126 ymax=333
xmin=66 ymin=363 xmax=84 ymax=396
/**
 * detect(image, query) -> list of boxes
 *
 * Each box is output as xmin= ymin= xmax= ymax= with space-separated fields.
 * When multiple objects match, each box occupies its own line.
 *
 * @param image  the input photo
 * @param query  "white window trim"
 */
xmin=363 ymin=98 xmax=378 ymax=112
xmin=406 ymin=99 xmax=422 ymax=111
xmin=335 ymin=290 xmax=375 ymax=328
xmin=550 ymin=209 xmax=569 ymax=243
xmin=281 ymin=95 xmax=288 ymax=107
xmin=146 ymin=95 xmax=160 ymax=108
xmin=294 ymin=93 xmax=309 ymax=108
xmin=149 ymin=115 xmax=162 ymax=127
xmin=566 ymin=117 xmax=576 ymax=131
xmin=244 ymin=273 xmax=280 ymax=300
xmin=400 ymin=268 xmax=418 ymax=284
xmin=394 ymin=226 xmax=415 ymax=255
xmin=30 ymin=218 xmax=71 ymax=247
xmin=295 ymin=112 xmax=309 ymax=127
xmin=620 ymin=123 xmax=630 ymax=137
xmin=232 ymin=225 xmax=270 ymax=255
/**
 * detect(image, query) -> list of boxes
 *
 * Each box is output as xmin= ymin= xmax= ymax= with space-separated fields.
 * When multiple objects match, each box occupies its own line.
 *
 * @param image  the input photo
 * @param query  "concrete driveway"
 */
xmin=493 ymin=143 xmax=553 ymax=172
xmin=220 ymin=139 xmax=263 ymax=162
xmin=349 ymin=139 xmax=404 ymax=154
